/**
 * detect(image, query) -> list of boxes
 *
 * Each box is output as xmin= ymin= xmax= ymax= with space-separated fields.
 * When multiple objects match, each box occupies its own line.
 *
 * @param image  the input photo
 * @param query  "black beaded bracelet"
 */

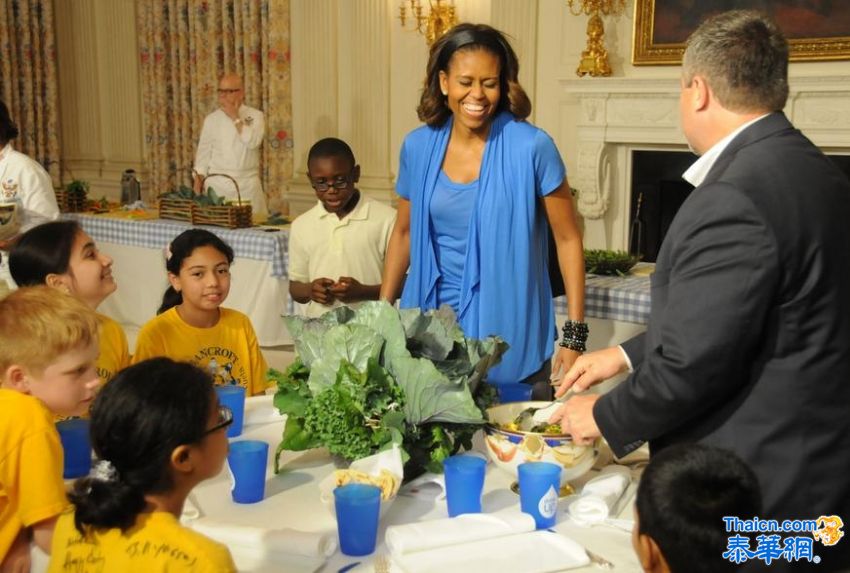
xmin=559 ymin=320 xmax=589 ymax=352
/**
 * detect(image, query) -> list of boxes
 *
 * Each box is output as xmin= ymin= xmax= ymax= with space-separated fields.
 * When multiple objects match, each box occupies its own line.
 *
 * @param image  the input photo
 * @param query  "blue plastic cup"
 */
xmin=334 ymin=483 xmax=381 ymax=556
xmin=518 ymin=462 xmax=561 ymax=529
xmin=215 ymin=385 xmax=246 ymax=438
xmin=56 ymin=419 xmax=92 ymax=479
xmin=497 ymin=382 xmax=533 ymax=403
xmin=443 ymin=455 xmax=487 ymax=517
xmin=227 ymin=440 xmax=268 ymax=504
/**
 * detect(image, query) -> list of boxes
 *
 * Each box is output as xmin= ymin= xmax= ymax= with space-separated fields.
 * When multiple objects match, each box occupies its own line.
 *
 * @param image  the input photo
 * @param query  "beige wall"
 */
xmin=53 ymin=0 xmax=849 ymax=224
xmin=54 ymin=0 xmax=146 ymax=202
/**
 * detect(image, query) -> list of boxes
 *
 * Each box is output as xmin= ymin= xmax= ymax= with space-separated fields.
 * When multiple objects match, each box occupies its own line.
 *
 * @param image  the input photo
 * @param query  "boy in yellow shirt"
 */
xmin=0 ymin=286 xmax=101 ymax=570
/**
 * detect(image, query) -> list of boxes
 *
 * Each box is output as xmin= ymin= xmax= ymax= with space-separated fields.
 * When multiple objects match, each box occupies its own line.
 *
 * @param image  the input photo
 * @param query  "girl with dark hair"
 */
xmin=380 ymin=24 xmax=586 ymax=398
xmin=9 ymin=220 xmax=130 ymax=383
xmin=133 ymin=229 xmax=269 ymax=395
xmin=0 ymin=99 xmax=60 ymax=289
xmin=48 ymin=358 xmax=237 ymax=572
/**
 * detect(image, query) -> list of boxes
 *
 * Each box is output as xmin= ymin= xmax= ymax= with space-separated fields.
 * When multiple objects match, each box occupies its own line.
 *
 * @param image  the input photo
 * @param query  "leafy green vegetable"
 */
xmin=274 ymin=301 xmax=508 ymax=478
xmin=584 ymin=249 xmax=640 ymax=276
xmin=159 ymin=185 xmax=228 ymax=207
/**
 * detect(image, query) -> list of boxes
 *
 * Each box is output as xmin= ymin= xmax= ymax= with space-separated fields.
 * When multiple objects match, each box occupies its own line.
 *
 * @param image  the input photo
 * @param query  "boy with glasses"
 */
xmin=288 ymin=138 xmax=396 ymax=318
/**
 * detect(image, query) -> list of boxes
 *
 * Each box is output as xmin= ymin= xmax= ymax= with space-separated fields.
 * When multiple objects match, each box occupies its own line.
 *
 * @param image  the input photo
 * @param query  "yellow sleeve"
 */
xmin=14 ymin=427 xmax=69 ymax=527
xmin=195 ymin=543 xmax=238 ymax=573
xmin=96 ymin=315 xmax=131 ymax=382
xmin=46 ymin=511 xmax=78 ymax=572
xmin=245 ymin=321 xmax=269 ymax=396
xmin=115 ymin=326 xmax=130 ymax=370
xmin=132 ymin=319 xmax=166 ymax=364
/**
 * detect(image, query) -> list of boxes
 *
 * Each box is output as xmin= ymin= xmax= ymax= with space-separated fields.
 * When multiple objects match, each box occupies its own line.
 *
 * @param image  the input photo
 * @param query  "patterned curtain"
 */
xmin=137 ymin=0 xmax=293 ymax=213
xmin=0 ymin=0 xmax=61 ymax=185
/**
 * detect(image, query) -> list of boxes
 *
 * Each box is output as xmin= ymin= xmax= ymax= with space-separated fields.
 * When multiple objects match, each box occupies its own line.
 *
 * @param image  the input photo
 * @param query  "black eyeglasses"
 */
xmin=218 ymin=88 xmax=241 ymax=94
xmin=201 ymin=404 xmax=233 ymax=437
xmin=310 ymin=173 xmax=353 ymax=192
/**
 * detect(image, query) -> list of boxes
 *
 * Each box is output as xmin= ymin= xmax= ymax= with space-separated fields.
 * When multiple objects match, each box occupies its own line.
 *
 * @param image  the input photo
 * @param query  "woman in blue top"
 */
xmin=380 ymin=24 xmax=586 ymax=396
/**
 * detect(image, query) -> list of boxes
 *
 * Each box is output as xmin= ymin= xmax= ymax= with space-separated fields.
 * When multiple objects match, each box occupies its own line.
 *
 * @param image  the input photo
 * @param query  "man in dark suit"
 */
xmin=551 ymin=10 xmax=850 ymax=570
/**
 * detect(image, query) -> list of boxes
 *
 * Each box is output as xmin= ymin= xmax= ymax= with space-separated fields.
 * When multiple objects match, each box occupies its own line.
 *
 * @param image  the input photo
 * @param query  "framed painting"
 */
xmin=632 ymin=0 xmax=850 ymax=65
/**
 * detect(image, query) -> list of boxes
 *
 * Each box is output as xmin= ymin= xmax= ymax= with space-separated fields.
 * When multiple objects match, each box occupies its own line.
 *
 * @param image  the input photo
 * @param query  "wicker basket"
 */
xmin=192 ymin=204 xmax=252 ymax=228
xmin=158 ymin=197 xmax=194 ymax=223
xmin=158 ymin=173 xmax=252 ymax=229
xmin=55 ymin=188 xmax=88 ymax=213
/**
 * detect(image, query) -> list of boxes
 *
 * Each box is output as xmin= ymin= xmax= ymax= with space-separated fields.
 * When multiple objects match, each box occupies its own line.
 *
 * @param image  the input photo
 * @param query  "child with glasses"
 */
xmin=49 ymin=358 xmax=236 ymax=572
xmin=288 ymin=138 xmax=397 ymax=318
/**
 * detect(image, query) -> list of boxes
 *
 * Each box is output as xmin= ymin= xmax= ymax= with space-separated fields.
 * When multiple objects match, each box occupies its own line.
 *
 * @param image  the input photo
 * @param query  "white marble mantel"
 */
xmin=560 ymin=75 xmax=850 ymax=227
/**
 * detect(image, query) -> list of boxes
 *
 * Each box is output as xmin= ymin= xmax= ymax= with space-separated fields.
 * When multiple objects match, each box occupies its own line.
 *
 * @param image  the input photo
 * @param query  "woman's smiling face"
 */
xmin=439 ymin=47 xmax=501 ymax=135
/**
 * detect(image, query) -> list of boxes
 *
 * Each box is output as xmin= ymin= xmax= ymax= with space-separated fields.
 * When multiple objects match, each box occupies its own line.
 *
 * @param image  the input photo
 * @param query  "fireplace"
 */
xmin=560 ymin=75 xmax=850 ymax=254
xmin=626 ymin=151 xmax=850 ymax=262
xmin=629 ymin=150 xmax=696 ymax=262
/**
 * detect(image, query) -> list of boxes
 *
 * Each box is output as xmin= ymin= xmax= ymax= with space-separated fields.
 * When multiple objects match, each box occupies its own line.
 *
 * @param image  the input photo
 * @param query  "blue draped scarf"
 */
xmin=397 ymin=112 xmax=565 ymax=385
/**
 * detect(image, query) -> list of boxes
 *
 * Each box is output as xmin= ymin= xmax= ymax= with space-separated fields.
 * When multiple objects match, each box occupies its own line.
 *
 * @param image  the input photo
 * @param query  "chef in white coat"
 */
xmin=0 ymin=100 xmax=60 ymax=290
xmin=193 ymin=73 xmax=268 ymax=219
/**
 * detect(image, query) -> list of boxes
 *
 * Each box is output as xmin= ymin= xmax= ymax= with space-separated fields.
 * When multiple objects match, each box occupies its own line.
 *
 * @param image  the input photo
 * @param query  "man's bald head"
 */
xmin=217 ymin=73 xmax=244 ymax=114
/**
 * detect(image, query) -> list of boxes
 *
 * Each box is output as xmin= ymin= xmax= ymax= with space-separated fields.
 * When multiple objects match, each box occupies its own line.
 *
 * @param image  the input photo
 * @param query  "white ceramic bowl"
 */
xmin=484 ymin=401 xmax=598 ymax=486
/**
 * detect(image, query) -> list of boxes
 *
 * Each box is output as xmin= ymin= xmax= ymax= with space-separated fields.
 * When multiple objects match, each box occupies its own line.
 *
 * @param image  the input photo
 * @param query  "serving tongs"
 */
xmin=511 ymin=366 xmax=575 ymax=431
xmin=512 ymin=390 xmax=575 ymax=431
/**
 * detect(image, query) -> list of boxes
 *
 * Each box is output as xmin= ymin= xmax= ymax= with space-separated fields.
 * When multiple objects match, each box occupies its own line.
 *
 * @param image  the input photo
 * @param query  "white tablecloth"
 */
xmin=62 ymin=214 xmax=291 ymax=347
xmin=188 ymin=410 xmax=643 ymax=573
xmin=97 ymin=241 xmax=290 ymax=348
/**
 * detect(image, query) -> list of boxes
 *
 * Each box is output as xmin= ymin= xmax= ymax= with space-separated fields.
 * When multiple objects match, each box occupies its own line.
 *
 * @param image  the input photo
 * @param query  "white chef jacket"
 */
xmin=193 ymin=105 xmax=268 ymax=218
xmin=0 ymin=143 xmax=60 ymax=287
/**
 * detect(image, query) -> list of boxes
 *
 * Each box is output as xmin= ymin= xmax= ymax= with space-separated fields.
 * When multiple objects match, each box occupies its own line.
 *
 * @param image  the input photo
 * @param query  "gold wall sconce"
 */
xmin=567 ymin=0 xmax=626 ymax=77
xmin=398 ymin=0 xmax=458 ymax=46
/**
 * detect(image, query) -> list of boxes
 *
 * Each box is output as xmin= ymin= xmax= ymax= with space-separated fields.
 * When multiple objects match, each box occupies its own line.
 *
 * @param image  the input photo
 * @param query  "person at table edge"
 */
xmin=0 ymin=99 xmax=60 ymax=289
xmin=380 ymin=24 xmax=586 ymax=397
xmin=551 ymin=11 xmax=850 ymax=571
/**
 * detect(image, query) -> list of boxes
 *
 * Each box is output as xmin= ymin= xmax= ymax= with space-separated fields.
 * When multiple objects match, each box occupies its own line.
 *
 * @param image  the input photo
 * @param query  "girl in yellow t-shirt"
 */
xmin=132 ymin=229 xmax=269 ymax=395
xmin=49 ymin=358 xmax=236 ymax=572
xmin=9 ymin=221 xmax=130 ymax=383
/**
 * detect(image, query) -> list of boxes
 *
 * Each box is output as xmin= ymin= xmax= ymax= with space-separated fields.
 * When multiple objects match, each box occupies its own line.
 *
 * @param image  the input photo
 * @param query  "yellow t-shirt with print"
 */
xmin=132 ymin=307 xmax=269 ymax=396
xmin=48 ymin=510 xmax=236 ymax=573
xmin=96 ymin=313 xmax=129 ymax=384
xmin=0 ymin=390 xmax=68 ymax=559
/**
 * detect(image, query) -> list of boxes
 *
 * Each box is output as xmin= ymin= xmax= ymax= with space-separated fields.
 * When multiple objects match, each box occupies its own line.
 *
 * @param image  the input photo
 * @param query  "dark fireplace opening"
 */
xmin=629 ymin=150 xmax=697 ymax=262
xmin=629 ymin=152 xmax=850 ymax=264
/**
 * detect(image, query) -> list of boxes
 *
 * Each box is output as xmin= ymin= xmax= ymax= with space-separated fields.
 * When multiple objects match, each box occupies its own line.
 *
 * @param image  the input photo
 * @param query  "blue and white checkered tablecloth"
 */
xmin=63 ymin=214 xmax=289 ymax=278
xmin=554 ymin=272 xmax=651 ymax=325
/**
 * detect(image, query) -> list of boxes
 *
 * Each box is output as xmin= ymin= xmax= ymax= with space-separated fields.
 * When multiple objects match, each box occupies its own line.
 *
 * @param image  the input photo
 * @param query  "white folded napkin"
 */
xmin=391 ymin=529 xmax=589 ymax=573
xmin=386 ymin=508 xmax=534 ymax=555
xmin=243 ymin=394 xmax=286 ymax=427
xmin=398 ymin=472 xmax=446 ymax=501
xmin=566 ymin=465 xmax=631 ymax=525
xmin=189 ymin=518 xmax=337 ymax=559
